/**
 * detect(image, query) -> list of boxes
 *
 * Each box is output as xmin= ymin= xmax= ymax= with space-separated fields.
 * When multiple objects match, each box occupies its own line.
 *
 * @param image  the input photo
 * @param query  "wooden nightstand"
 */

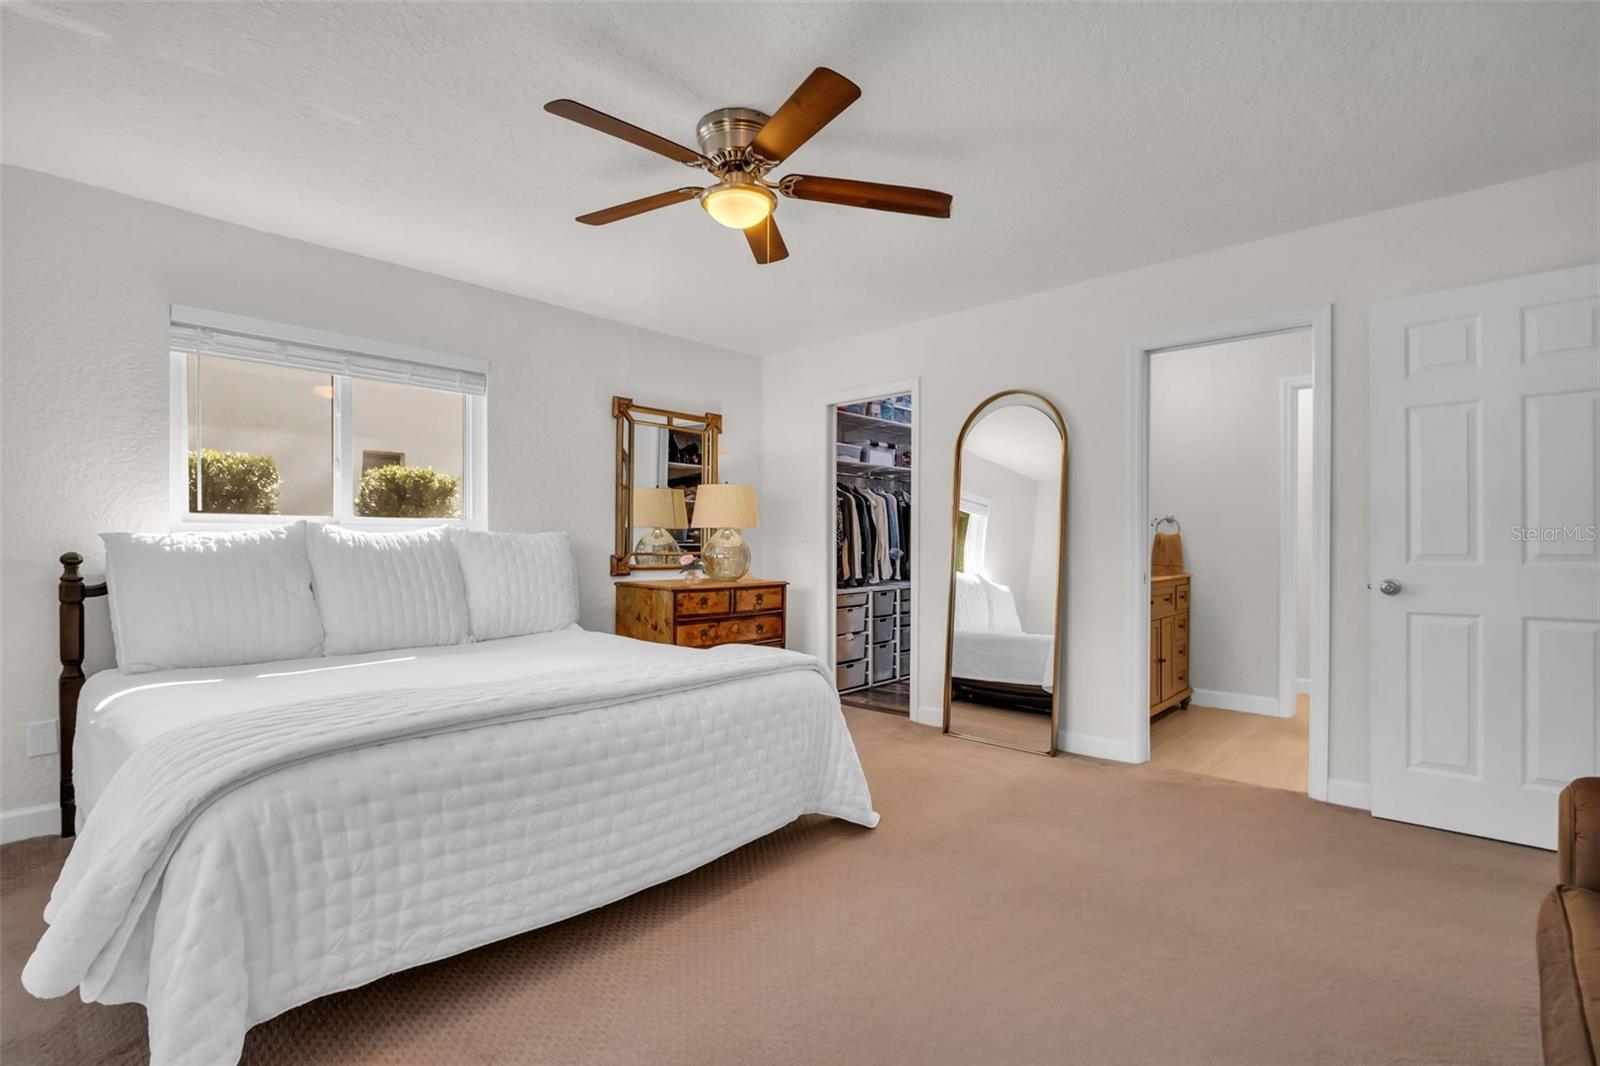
xmin=615 ymin=578 xmax=787 ymax=649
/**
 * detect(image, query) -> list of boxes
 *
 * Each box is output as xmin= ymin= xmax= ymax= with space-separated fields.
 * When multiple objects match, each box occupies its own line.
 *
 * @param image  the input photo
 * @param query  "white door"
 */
xmin=1370 ymin=264 xmax=1599 ymax=849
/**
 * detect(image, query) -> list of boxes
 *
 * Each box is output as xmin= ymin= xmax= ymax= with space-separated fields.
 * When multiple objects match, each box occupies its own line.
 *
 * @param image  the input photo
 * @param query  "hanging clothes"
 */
xmin=836 ymin=483 xmax=871 ymax=585
xmin=835 ymin=490 xmax=849 ymax=581
xmin=902 ymin=492 xmax=912 ymax=577
xmin=868 ymin=484 xmax=901 ymax=580
xmin=836 ymin=486 xmax=855 ymax=585
xmin=836 ymin=477 xmax=911 ymax=586
xmin=866 ymin=489 xmax=890 ymax=580
xmin=852 ymin=485 xmax=873 ymax=582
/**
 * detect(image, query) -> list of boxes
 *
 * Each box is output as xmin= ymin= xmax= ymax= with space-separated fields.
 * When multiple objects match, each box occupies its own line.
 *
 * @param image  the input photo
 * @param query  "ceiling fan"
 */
xmin=544 ymin=67 xmax=952 ymax=265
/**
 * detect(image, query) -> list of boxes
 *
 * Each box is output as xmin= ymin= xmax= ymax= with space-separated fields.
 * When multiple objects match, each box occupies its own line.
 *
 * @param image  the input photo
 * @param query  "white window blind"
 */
xmin=170 ymin=306 xmax=486 ymax=396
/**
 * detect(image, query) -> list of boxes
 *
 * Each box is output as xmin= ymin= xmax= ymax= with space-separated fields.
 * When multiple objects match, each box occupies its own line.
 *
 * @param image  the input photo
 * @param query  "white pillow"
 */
xmin=101 ymin=522 xmax=323 ymax=674
xmin=450 ymin=529 xmax=580 ymax=640
xmin=305 ymin=524 xmax=469 ymax=655
xmin=953 ymin=572 xmax=991 ymax=632
xmin=982 ymin=576 xmax=1024 ymax=633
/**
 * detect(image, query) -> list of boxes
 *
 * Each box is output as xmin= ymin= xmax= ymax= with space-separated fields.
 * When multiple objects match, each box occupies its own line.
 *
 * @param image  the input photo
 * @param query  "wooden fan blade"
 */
xmin=743 ymin=216 xmax=789 ymax=264
xmin=545 ymin=99 xmax=710 ymax=168
xmin=576 ymin=187 xmax=704 ymax=226
xmin=780 ymin=175 xmax=952 ymax=218
xmin=748 ymin=68 xmax=861 ymax=164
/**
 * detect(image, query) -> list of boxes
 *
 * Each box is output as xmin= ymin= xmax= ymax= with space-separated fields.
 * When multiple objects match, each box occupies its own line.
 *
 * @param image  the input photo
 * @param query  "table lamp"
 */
xmin=691 ymin=483 xmax=758 ymax=581
xmin=632 ymin=487 xmax=688 ymax=560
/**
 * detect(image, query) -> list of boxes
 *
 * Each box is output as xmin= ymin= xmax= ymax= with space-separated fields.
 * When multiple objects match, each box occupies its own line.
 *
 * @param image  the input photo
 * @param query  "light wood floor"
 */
xmin=1150 ymin=693 xmax=1309 ymax=793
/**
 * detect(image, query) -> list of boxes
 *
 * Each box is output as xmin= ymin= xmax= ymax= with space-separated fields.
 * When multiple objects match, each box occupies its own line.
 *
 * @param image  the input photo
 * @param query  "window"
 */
xmin=171 ymin=306 xmax=486 ymax=528
xmin=956 ymin=493 xmax=989 ymax=574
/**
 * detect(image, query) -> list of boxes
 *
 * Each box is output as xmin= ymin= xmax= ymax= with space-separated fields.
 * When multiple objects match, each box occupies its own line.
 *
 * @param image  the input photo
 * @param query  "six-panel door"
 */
xmin=1370 ymin=264 xmax=1599 ymax=849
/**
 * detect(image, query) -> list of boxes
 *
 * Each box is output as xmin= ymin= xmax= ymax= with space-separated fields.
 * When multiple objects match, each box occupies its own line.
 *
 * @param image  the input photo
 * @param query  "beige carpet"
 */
xmin=948 ymin=699 xmax=1054 ymax=751
xmin=2 ymin=707 xmax=1550 ymax=1065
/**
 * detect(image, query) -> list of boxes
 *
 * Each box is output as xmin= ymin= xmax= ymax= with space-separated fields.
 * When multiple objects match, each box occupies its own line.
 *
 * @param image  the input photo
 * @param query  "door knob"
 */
xmin=1376 ymin=578 xmax=1402 ymax=596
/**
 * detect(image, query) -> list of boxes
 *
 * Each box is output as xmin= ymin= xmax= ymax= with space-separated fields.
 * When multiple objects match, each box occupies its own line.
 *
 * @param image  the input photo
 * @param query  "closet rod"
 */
xmin=838 ymin=470 xmax=911 ymax=482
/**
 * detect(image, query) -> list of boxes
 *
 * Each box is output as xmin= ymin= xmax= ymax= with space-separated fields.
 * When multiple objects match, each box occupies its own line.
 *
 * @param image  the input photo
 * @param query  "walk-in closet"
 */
xmin=833 ymin=393 xmax=913 ymax=715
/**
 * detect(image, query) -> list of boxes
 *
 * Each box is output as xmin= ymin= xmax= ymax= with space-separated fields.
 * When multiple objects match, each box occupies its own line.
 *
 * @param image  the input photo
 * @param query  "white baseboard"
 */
xmin=1296 ymin=677 xmax=1311 ymax=694
xmin=1060 ymin=731 xmax=1137 ymax=763
xmin=1325 ymin=778 xmax=1372 ymax=811
xmin=1191 ymin=688 xmax=1286 ymax=717
xmin=1 ymin=803 xmax=58 ymax=844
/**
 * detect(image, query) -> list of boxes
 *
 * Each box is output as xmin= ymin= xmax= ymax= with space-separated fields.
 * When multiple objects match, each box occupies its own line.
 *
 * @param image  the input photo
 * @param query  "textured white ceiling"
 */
xmin=4 ymin=2 xmax=1596 ymax=352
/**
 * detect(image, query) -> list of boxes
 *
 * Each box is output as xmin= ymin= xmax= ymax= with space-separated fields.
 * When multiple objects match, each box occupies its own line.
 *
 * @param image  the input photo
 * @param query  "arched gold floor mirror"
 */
xmin=942 ymin=390 xmax=1069 ymax=755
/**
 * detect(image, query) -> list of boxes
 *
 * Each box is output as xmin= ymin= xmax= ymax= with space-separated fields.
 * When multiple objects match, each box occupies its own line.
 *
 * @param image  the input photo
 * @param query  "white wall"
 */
xmin=1023 ymin=476 xmax=1062 ymax=635
xmin=1296 ymin=387 xmax=1314 ymax=683
xmin=0 ymin=166 xmax=763 ymax=813
xmin=958 ymin=452 xmax=1038 ymax=620
xmin=1150 ymin=332 xmax=1312 ymax=701
xmin=759 ymin=160 xmax=1599 ymax=779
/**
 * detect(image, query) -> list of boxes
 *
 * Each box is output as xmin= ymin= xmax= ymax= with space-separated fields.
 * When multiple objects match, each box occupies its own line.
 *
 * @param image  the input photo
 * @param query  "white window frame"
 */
xmin=169 ymin=306 xmax=489 ymax=531
xmin=958 ymin=492 xmax=990 ymax=575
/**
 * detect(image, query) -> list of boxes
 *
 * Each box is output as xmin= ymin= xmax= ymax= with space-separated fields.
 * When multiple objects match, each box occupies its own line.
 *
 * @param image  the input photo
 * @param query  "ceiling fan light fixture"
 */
xmin=701 ymin=179 xmax=775 ymax=230
xmin=547 ymin=68 xmax=950 ymax=264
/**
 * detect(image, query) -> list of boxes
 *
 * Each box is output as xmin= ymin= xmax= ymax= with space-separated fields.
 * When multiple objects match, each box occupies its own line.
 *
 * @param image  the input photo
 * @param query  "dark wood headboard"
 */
xmin=58 ymin=551 xmax=106 ymax=837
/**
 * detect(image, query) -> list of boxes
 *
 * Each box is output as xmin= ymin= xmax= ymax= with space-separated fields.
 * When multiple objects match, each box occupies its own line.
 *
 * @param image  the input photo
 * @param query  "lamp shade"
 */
xmin=691 ymin=483 xmax=758 ymax=529
xmin=633 ymin=487 xmax=688 ymax=528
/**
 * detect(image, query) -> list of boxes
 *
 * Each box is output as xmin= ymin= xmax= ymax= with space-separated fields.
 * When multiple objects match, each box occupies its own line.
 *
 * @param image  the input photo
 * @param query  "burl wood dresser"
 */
xmin=1149 ymin=571 xmax=1193 ymax=716
xmin=615 ymin=578 xmax=787 ymax=649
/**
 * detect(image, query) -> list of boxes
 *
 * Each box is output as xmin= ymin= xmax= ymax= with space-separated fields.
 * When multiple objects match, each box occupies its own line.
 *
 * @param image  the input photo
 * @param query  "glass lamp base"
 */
xmin=702 ymin=528 xmax=750 ymax=582
xmin=633 ymin=527 xmax=680 ymax=562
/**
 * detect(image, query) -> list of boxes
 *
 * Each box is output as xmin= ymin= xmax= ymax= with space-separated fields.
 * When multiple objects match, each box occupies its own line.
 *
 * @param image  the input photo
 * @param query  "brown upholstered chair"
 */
xmin=1540 ymin=778 xmax=1600 ymax=1065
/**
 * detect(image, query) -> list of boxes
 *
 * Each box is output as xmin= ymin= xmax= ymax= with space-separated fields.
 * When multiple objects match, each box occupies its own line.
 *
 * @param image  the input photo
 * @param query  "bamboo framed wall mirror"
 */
xmin=942 ymin=390 xmax=1069 ymax=756
xmin=612 ymin=397 xmax=721 ymax=576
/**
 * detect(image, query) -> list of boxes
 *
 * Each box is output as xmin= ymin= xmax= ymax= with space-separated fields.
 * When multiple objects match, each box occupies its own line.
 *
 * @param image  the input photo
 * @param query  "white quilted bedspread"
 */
xmin=24 ymin=632 xmax=877 ymax=1065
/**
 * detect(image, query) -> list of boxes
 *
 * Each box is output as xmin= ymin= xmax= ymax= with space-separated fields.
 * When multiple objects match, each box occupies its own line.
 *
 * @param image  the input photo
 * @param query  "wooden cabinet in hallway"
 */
xmin=1150 ymin=573 xmax=1193 ymax=716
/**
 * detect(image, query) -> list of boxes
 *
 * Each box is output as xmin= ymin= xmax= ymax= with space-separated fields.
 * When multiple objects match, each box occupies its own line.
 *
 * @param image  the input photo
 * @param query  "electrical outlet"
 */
xmin=26 ymin=720 xmax=57 ymax=757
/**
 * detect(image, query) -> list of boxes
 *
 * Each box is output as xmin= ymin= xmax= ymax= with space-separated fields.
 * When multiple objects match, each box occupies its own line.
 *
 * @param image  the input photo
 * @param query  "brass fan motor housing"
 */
xmin=695 ymin=107 xmax=771 ymax=169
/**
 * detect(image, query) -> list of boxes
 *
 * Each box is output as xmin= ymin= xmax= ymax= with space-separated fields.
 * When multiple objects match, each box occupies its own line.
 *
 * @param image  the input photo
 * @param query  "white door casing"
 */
xmin=1369 ymin=264 xmax=1600 ymax=849
xmin=1280 ymin=375 xmax=1314 ymax=719
xmin=1129 ymin=305 xmax=1332 ymax=798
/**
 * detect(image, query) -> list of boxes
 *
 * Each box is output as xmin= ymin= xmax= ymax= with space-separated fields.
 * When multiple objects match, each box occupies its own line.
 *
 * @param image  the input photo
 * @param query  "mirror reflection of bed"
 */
xmin=944 ymin=393 xmax=1067 ymax=755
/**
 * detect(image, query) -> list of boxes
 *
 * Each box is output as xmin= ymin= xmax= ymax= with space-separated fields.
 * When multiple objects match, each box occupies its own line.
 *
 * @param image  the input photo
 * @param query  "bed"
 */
xmin=950 ymin=572 xmax=1054 ymax=709
xmin=25 ymin=533 xmax=877 ymax=1065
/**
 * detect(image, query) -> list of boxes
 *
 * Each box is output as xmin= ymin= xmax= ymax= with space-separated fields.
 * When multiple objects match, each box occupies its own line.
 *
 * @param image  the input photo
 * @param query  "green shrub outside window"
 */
xmin=189 ymin=449 xmax=282 ymax=514
xmin=188 ymin=450 xmax=459 ymax=519
xmin=356 ymin=465 xmax=460 ymax=519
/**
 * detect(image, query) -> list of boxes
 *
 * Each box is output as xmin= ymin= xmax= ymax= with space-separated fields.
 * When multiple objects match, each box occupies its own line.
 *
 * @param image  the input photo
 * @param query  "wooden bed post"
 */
xmin=58 ymin=552 xmax=85 ymax=837
xmin=58 ymin=552 xmax=94 ymax=837
xmin=58 ymin=552 xmax=109 ymax=836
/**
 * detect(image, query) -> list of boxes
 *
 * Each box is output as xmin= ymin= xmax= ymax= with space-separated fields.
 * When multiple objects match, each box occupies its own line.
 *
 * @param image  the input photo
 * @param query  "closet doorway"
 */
xmin=827 ymin=383 xmax=918 ymax=719
xmin=1128 ymin=308 xmax=1332 ymax=800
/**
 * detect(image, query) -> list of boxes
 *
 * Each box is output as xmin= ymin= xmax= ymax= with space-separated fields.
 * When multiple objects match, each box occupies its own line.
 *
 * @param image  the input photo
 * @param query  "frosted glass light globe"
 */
xmin=702 ymin=183 xmax=775 ymax=230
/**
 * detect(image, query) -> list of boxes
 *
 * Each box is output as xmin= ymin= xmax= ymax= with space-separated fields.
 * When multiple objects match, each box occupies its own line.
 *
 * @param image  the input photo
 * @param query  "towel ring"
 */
xmin=1151 ymin=514 xmax=1181 ymax=533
